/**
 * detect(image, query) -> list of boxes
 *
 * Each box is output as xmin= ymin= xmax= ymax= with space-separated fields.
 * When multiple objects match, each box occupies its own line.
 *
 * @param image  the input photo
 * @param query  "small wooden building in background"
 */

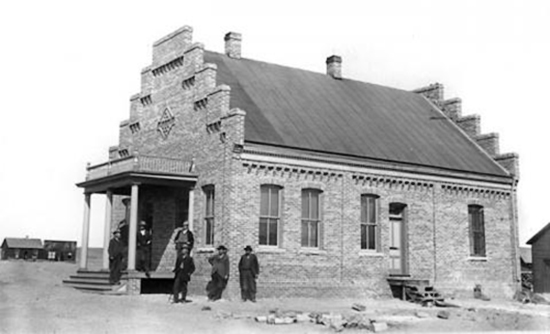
xmin=1 ymin=238 xmax=43 ymax=260
xmin=43 ymin=240 xmax=77 ymax=262
xmin=527 ymin=222 xmax=550 ymax=293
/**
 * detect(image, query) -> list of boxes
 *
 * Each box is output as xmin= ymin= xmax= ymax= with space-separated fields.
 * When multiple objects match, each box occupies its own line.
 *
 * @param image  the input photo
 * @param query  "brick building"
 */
xmin=75 ymin=25 xmax=520 ymax=298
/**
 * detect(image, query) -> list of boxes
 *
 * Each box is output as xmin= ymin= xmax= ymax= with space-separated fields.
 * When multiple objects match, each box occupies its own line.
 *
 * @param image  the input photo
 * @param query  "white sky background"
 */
xmin=0 ymin=0 xmax=548 ymax=247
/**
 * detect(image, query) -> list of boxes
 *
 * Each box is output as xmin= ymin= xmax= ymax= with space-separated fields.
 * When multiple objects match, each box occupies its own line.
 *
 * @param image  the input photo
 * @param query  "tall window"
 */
xmin=301 ymin=189 xmax=322 ymax=248
xmin=469 ymin=205 xmax=486 ymax=257
xmin=259 ymin=185 xmax=282 ymax=246
xmin=361 ymin=194 xmax=379 ymax=250
xmin=204 ymin=185 xmax=215 ymax=246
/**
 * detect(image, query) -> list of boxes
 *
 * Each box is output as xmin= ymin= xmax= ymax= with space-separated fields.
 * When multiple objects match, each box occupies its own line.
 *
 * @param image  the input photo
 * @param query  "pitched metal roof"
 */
xmin=204 ymin=51 xmax=510 ymax=178
xmin=527 ymin=222 xmax=550 ymax=245
xmin=2 ymin=238 xmax=43 ymax=249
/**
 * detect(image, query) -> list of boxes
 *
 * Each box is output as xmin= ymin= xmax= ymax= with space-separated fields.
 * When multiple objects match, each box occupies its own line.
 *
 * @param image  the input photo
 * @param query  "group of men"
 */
xmin=172 ymin=221 xmax=260 ymax=303
xmin=108 ymin=220 xmax=152 ymax=285
xmin=108 ymin=220 xmax=261 ymax=303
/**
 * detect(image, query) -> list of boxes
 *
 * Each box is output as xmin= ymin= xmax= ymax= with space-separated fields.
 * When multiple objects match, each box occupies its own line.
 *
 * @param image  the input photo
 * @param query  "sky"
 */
xmin=0 ymin=0 xmax=548 ymax=248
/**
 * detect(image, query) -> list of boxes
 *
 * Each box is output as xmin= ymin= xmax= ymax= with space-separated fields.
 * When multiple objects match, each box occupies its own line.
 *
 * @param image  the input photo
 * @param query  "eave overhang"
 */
xmin=76 ymin=171 xmax=197 ymax=194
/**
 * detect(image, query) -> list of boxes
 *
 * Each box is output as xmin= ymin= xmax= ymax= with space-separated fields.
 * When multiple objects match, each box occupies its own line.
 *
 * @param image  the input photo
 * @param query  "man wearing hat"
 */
xmin=174 ymin=220 xmax=194 ymax=252
xmin=108 ymin=229 xmax=125 ymax=285
xmin=136 ymin=221 xmax=152 ymax=278
xmin=206 ymin=245 xmax=230 ymax=301
xmin=238 ymin=245 xmax=260 ymax=302
xmin=172 ymin=246 xmax=195 ymax=303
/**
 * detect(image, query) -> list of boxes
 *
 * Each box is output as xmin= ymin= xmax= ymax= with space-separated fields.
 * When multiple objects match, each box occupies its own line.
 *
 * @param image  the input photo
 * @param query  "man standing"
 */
xmin=108 ymin=230 xmax=124 ymax=285
xmin=174 ymin=221 xmax=194 ymax=252
xmin=172 ymin=247 xmax=195 ymax=303
xmin=136 ymin=221 xmax=152 ymax=278
xmin=238 ymin=245 xmax=259 ymax=302
xmin=207 ymin=245 xmax=229 ymax=301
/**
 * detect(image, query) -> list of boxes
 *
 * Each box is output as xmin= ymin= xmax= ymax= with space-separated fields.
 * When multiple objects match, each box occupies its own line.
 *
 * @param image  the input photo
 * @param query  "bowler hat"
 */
xmin=217 ymin=245 xmax=227 ymax=251
xmin=244 ymin=245 xmax=253 ymax=251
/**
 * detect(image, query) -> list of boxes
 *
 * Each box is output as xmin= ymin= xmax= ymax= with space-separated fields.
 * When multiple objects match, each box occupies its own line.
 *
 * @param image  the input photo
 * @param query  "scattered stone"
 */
xmin=473 ymin=284 xmax=491 ymax=301
xmin=372 ymin=321 xmax=388 ymax=332
xmin=330 ymin=319 xmax=345 ymax=332
xmin=467 ymin=307 xmax=476 ymax=312
xmin=273 ymin=317 xmax=295 ymax=325
xmin=201 ymin=306 xmax=211 ymax=311
xmin=352 ymin=303 xmax=366 ymax=312
xmin=437 ymin=310 xmax=450 ymax=320
xmin=434 ymin=300 xmax=460 ymax=308
xmin=322 ymin=313 xmax=343 ymax=326
xmin=344 ymin=314 xmax=371 ymax=329
xmin=295 ymin=313 xmax=310 ymax=323
xmin=415 ymin=311 xmax=430 ymax=318
xmin=255 ymin=315 xmax=267 ymax=322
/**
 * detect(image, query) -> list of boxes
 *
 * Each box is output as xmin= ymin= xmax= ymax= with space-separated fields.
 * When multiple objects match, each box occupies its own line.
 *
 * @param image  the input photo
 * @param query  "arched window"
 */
xmin=259 ymin=185 xmax=282 ymax=246
xmin=468 ymin=205 xmax=486 ymax=257
xmin=301 ymin=189 xmax=322 ymax=248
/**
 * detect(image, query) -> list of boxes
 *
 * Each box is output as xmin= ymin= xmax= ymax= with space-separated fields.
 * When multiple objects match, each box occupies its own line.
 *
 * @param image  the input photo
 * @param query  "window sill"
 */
xmin=196 ymin=247 xmax=215 ymax=253
xmin=257 ymin=246 xmax=286 ymax=254
xmin=467 ymin=256 xmax=488 ymax=262
xmin=359 ymin=250 xmax=384 ymax=257
xmin=298 ymin=248 xmax=327 ymax=255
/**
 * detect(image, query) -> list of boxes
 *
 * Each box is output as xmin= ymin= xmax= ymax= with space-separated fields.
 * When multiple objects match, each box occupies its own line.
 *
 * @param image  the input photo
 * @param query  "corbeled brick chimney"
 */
xmin=225 ymin=32 xmax=242 ymax=59
xmin=326 ymin=55 xmax=342 ymax=79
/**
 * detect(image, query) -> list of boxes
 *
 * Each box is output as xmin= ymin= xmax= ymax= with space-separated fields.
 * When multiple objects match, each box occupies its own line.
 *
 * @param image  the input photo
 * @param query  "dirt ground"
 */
xmin=1 ymin=260 xmax=549 ymax=334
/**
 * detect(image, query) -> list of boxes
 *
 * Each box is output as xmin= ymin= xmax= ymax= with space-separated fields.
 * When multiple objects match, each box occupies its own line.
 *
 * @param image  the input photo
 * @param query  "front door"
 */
xmin=389 ymin=203 xmax=407 ymax=275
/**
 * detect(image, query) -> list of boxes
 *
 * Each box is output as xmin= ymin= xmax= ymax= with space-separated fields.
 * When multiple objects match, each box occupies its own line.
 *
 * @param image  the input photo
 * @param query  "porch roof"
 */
xmin=76 ymin=155 xmax=197 ymax=194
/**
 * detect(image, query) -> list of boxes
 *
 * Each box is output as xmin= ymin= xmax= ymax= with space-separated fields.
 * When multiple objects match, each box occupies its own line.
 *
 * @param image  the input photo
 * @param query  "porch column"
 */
xmin=127 ymin=183 xmax=139 ymax=271
xmin=102 ymin=190 xmax=113 ymax=270
xmin=79 ymin=193 xmax=91 ymax=270
xmin=188 ymin=187 xmax=195 ymax=231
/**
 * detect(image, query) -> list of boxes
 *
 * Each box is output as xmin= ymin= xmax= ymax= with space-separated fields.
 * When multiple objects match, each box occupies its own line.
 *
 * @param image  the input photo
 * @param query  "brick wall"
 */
xmin=209 ymin=159 xmax=518 ymax=299
xmin=434 ymin=186 xmax=516 ymax=298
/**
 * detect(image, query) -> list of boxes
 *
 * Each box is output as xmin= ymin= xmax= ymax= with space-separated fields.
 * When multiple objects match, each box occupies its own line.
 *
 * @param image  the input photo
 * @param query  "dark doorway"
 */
xmin=141 ymin=278 xmax=174 ymax=294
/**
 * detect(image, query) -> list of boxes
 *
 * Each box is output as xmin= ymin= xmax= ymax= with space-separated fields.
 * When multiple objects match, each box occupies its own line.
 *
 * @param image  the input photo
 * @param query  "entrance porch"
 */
xmin=70 ymin=154 xmax=198 ymax=294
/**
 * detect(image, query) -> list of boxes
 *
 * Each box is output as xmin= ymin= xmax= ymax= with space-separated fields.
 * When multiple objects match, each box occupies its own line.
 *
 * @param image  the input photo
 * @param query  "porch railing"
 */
xmin=86 ymin=155 xmax=194 ymax=181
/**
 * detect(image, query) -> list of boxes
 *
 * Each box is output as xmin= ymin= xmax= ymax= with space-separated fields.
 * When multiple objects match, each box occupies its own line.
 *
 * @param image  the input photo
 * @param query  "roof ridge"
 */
xmin=204 ymin=50 xmax=413 ymax=95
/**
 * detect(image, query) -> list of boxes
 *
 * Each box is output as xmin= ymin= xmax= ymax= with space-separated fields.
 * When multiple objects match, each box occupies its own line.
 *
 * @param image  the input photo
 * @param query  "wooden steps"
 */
xmin=63 ymin=269 xmax=125 ymax=293
xmin=63 ymin=269 xmax=174 ymax=294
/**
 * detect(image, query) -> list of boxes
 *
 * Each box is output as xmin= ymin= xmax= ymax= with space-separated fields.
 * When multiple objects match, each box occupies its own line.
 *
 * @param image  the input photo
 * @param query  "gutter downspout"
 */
xmin=510 ymin=177 xmax=520 ymax=292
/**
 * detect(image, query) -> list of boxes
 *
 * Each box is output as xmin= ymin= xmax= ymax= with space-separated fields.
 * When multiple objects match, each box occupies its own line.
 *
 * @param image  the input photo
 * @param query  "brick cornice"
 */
xmin=241 ymin=143 xmax=514 ymax=188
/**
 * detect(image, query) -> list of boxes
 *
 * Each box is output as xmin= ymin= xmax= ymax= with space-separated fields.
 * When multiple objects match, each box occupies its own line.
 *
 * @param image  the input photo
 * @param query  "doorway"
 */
xmin=389 ymin=203 xmax=408 ymax=276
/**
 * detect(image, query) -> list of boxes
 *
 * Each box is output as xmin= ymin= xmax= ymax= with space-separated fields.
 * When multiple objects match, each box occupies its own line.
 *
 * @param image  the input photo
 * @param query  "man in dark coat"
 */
xmin=108 ymin=230 xmax=125 ymax=285
xmin=172 ymin=247 xmax=196 ymax=303
xmin=238 ymin=245 xmax=260 ymax=302
xmin=136 ymin=221 xmax=152 ymax=277
xmin=207 ymin=245 xmax=230 ymax=301
xmin=174 ymin=220 xmax=194 ymax=252
xmin=118 ymin=219 xmax=129 ymax=247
